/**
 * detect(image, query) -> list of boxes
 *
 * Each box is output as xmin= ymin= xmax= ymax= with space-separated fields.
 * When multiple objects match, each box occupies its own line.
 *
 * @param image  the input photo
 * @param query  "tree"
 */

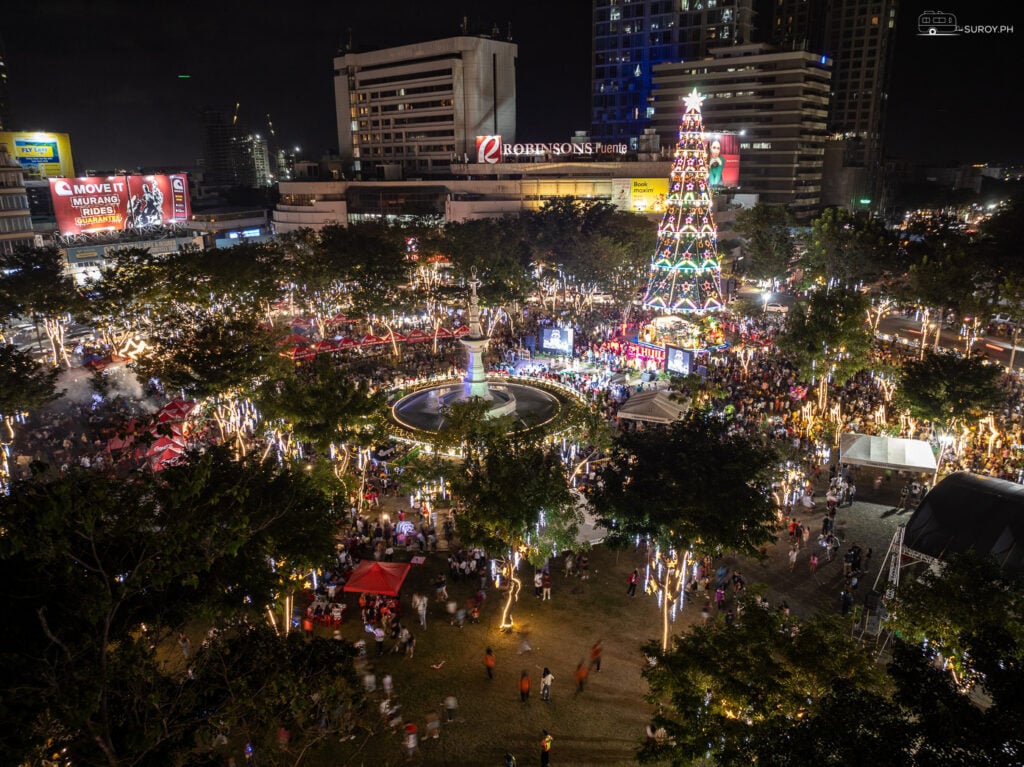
xmin=641 ymin=91 xmax=726 ymax=313
xmin=0 ymin=446 xmax=341 ymax=766
xmin=800 ymin=208 xmax=891 ymax=287
xmin=81 ymin=246 xmax=165 ymax=358
xmin=640 ymin=601 xmax=890 ymax=765
xmin=890 ymin=552 xmax=1024 ymax=697
xmin=592 ymin=412 xmax=779 ymax=648
xmin=187 ymin=625 xmax=365 ymax=766
xmin=0 ymin=247 xmax=85 ymax=367
xmin=451 ymin=420 xmax=579 ymax=630
xmin=0 ymin=343 xmax=61 ymax=489
xmin=136 ymin=310 xmax=278 ymax=449
xmin=776 ymin=286 xmax=873 ymax=411
xmin=895 ymin=353 xmax=1005 ymax=430
xmin=733 ymin=203 xmax=794 ymax=282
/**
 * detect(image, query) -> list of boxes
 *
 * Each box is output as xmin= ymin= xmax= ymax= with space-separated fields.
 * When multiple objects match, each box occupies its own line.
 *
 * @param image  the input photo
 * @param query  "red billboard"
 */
xmin=49 ymin=174 xmax=192 ymax=235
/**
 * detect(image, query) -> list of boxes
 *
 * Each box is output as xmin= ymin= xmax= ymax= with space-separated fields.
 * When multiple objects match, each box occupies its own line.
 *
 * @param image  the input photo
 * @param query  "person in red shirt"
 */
xmin=519 ymin=670 xmax=531 ymax=703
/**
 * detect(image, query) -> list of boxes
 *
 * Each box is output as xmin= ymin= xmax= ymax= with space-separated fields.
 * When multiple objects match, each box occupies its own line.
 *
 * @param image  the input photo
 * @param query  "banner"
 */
xmin=49 ymin=174 xmax=191 ymax=235
xmin=0 ymin=131 xmax=75 ymax=178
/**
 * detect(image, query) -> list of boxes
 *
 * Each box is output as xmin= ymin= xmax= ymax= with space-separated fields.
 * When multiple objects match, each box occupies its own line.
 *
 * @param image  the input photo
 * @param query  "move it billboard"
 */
xmin=49 ymin=175 xmax=192 ymax=236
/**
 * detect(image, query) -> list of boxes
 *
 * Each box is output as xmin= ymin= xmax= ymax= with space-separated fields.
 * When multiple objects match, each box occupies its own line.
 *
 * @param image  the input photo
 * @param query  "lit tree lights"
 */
xmin=642 ymin=89 xmax=725 ymax=313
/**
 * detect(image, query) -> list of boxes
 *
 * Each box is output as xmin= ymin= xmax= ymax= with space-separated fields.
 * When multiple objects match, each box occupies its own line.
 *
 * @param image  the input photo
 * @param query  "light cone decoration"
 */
xmin=642 ymin=89 xmax=725 ymax=312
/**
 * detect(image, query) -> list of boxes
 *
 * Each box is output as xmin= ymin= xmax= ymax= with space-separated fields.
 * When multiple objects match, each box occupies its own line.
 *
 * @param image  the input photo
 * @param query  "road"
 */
xmin=746 ymin=288 xmax=1024 ymax=370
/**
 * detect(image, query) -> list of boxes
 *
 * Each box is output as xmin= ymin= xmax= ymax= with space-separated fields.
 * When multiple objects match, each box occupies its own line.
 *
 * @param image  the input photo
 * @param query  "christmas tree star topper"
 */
xmin=683 ymin=89 xmax=705 ymax=113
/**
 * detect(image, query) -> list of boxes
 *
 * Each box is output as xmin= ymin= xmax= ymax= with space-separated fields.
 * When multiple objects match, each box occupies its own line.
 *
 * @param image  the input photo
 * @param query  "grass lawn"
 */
xmin=322 ymin=542 xmax=675 ymax=766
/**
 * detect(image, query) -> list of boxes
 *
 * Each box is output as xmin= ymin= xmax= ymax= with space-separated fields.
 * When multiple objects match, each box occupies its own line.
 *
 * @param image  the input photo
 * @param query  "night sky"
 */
xmin=3 ymin=0 xmax=1022 ymax=172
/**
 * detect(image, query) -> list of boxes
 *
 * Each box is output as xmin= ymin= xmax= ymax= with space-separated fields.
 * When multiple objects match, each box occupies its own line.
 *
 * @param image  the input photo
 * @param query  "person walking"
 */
xmin=519 ymin=670 xmax=531 ymax=703
xmin=540 ymin=730 xmax=554 ymax=767
xmin=788 ymin=546 xmax=798 ymax=572
xmin=444 ymin=694 xmax=458 ymax=722
xmin=627 ymin=568 xmax=639 ymax=597
xmin=574 ymin=661 xmax=589 ymax=693
xmin=589 ymin=640 xmax=603 ymax=672
xmin=485 ymin=647 xmax=496 ymax=679
xmin=541 ymin=667 xmax=554 ymax=701
xmin=541 ymin=571 xmax=552 ymax=601
xmin=809 ymin=553 xmax=818 ymax=575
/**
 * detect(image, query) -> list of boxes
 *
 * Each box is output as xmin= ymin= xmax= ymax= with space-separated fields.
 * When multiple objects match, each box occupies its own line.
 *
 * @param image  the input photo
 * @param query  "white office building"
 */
xmin=334 ymin=36 xmax=517 ymax=179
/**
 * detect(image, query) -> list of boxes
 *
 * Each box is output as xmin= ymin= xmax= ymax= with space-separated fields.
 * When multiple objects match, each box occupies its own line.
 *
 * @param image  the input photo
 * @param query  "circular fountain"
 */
xmin=389 ymin=272 xmax=578 ymax=438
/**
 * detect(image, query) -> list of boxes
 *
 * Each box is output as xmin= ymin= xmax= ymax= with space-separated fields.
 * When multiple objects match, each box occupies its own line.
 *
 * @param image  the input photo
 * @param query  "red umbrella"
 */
xmin=359 ymin=334 xmax=386 ymax=346
xmin=150 ymin=448 xmax=184 ymax=471
xmin=313 ymin=340 xmax=338 ymax=354
xmin=382 ymin=331 xmax=407 ymax=343
xmin=148 ymin=435 xmax=185 ymax=455
xmin=433 ymin=326 xmax=453 ymax=338
xmin=453 ymin=325 xmax=471 ymax=337
xmin=404 ymin=328 xmax=432 ymax=343
xmin=281 ymin=346 xmax=316 ymax=360
xmin=335 ymin=336 xmax=358 ymax=349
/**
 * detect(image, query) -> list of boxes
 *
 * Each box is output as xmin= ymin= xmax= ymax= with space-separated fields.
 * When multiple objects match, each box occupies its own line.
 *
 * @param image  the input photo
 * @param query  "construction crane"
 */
xmin=231 ymin=101 xmax=241 ymax=127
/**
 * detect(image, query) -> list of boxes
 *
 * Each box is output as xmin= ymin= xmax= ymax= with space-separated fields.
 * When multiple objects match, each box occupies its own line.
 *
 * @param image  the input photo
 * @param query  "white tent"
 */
xmin=617 ymin=390 xmax=689 ymax=425
xmin=839 ymin=433 xmax=937 ymax=473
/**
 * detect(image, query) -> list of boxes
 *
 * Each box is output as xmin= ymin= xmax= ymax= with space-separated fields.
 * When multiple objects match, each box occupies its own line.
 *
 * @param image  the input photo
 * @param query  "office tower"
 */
xmin=591 ymin=0 xmax=754 ymax=145
xmin=0 ymin=35 xmax=10 ymax=131
xmin=651 ymin=43 xmax=832 ymax=221
xmin=770 ymin=0 xmax=899 ymax=207
xmin=334 ymin=35 xmax=517 ymax=179
xmin=201 ymin=109 xmax=272 ymax=189
xmin=0 ymin=142 xmax=34 ymax=254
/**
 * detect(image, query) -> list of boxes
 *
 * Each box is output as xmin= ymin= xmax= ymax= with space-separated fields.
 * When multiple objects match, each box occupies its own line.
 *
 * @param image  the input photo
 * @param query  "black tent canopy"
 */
xmin=904 ymin=472 xmax=1024 ymax=572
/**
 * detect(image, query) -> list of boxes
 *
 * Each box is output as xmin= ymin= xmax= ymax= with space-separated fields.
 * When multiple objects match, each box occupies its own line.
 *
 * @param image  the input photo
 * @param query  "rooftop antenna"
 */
xmin=460 ymin=16 xmax=468 ymax=35
xmin=507 ymin=22 xmax=513 ymax=41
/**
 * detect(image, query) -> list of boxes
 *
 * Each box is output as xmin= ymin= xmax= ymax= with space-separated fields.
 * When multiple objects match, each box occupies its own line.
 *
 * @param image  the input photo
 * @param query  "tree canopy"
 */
xmin=895 ymin=353 xmax=1006 ymax=427
xmin=0 ymin=446 xmax=340 ymax=766
xmin=592 ymin=411 xmax=779 ymax=557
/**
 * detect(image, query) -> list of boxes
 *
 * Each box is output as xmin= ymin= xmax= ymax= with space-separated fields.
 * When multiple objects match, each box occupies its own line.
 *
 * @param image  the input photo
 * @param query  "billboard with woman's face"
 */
xmin=706 ymin=133 xmax=739 ymax=187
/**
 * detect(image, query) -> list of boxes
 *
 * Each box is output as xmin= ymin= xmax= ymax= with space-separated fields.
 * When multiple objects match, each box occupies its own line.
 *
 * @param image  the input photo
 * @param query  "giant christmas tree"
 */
xmin=642 ymin=89 xmax=725 ymax=313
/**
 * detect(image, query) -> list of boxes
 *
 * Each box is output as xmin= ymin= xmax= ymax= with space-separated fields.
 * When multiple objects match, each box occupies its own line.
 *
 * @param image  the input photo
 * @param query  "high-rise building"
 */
xmin=590 ymin=0 xmax=754 ymax=145
xmin=651 ymin=43 xmax=832 ymax=221
xmin=201 ymin=110 xmax=272 ymax=189
xmin=0 ymin=35 xmax=11 ymax=131
xmin=769 ymin=0 xmax=899 ymax=207
xmin=334 ymin=35 xmax=517 ymax=179
xmin=0 ymin=142 xmax=35 ymax=254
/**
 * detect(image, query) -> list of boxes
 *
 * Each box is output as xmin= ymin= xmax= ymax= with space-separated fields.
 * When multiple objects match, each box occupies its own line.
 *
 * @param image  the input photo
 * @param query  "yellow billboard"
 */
xmin=629 ymin=178 xmax=669 ymax=213
xmin=0 ymin=131 xmax=75 ymax=179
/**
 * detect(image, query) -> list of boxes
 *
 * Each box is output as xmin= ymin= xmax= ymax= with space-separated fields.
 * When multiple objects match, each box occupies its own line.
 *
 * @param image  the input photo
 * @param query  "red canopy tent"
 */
xmin=326 ymin=312 xmax=353 ymax=325
xmin=359 ymin=334 xmax=387 ymax=346
xmin=313 ymin=340 xmax=338 ymax=354
xmin=452 ymin=325 xmax=471 ymax=337
xmin=281 ymin=345 xmax=316 ymax=360
xmin=342 ymin=561 xmax=412 ymax=596
xmin=335 ymin=336 xmax=358 ymax=350
xmin=404 ymin=328 xmax=432 ymax=343
xmin=382 ymin=331 xmax=406 ymax=344
xmin=277 ymin=333 xmax=310 ymax=346
xmin=289 ymin=318 xmax=313 ymax=328
xmin=433 ymin=326 xmax=453 ymax=338
xmin=156 ymin=399 xmax=196 ymax=422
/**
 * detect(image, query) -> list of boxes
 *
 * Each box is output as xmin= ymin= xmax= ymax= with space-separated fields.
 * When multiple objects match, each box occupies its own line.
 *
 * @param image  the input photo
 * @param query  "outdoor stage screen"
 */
xmin=665 ymin=346 xmax=694 ymax=376
xmin=540 ymin=326 xmax=574 ymax=355
xmin=49 ymin=174 xmax=192 ymax=235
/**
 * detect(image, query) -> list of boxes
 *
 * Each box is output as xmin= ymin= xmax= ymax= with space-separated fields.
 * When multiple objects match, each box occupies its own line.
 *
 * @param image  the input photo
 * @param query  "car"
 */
xmin=991 ymin=313 xmax=1016 ymax=326
xmin=765 ymin=302 xmax=789 ymax=314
